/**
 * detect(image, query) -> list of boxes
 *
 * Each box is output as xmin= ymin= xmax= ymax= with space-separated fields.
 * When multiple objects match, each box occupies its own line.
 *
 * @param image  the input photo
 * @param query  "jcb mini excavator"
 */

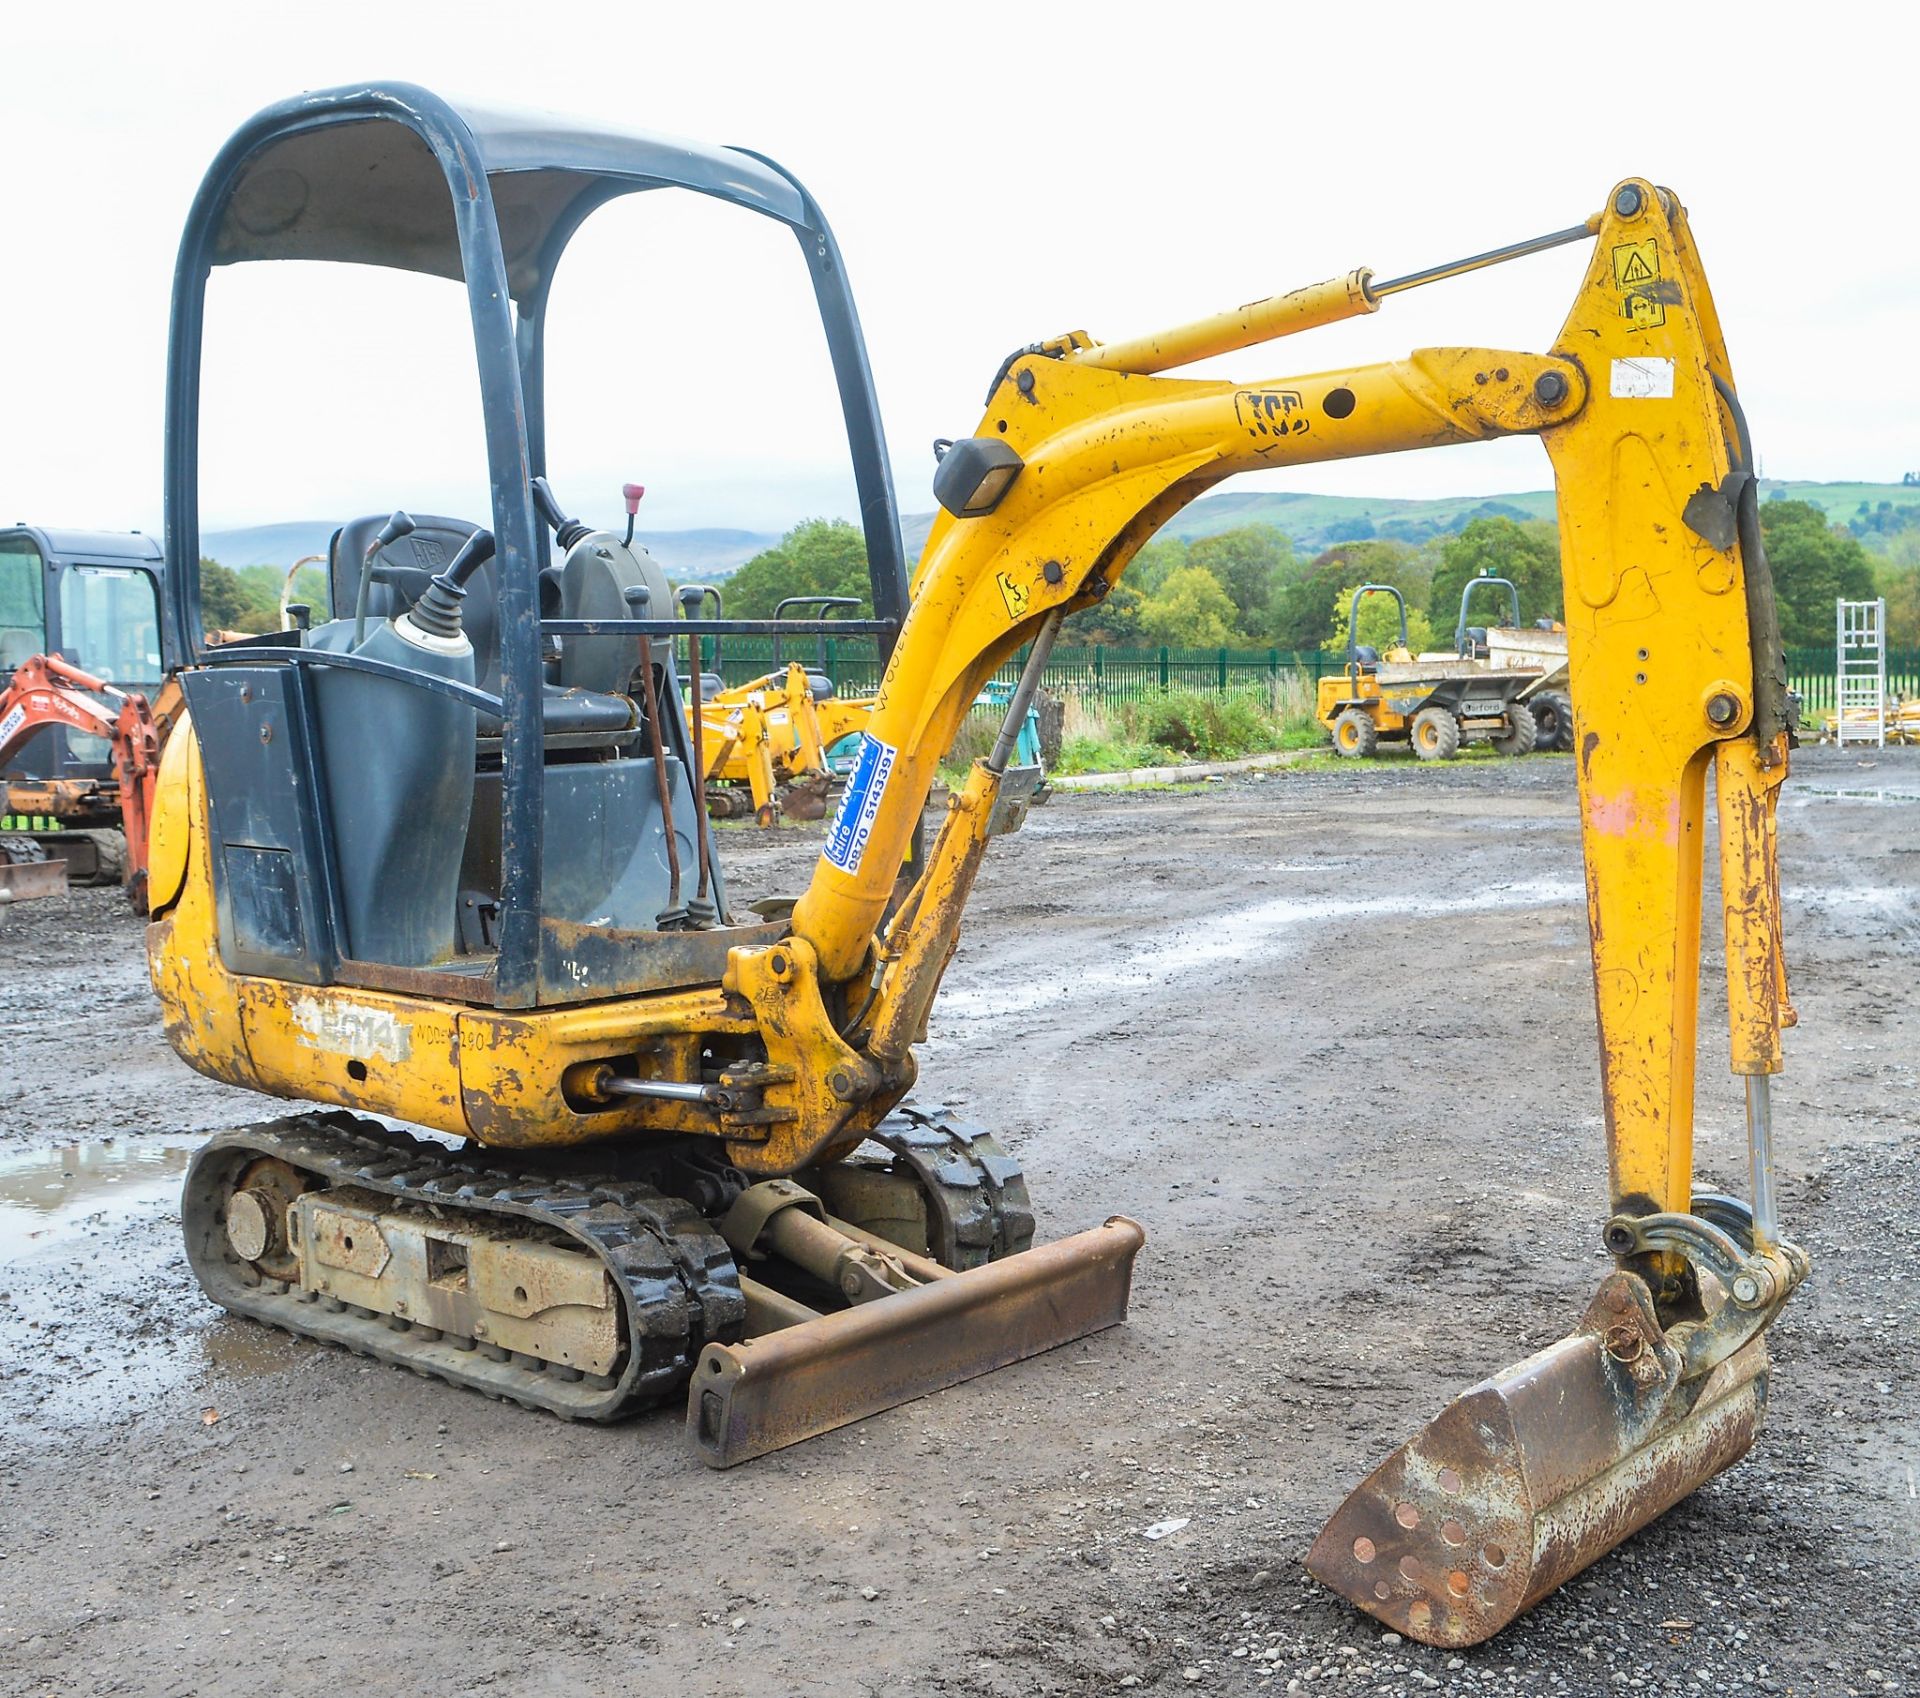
xmin=147 ymin=85 xmax=1801 ymax=1648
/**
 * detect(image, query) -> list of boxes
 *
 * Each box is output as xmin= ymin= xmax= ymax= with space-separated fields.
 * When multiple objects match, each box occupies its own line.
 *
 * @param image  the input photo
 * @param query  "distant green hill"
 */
xmin=903 ymin=479 xmax=1920 ymax=561
xmin=200 ymin=479 xmax=1920 ymax=586
xmin=202 ymin=521 xmax=778 ymax=580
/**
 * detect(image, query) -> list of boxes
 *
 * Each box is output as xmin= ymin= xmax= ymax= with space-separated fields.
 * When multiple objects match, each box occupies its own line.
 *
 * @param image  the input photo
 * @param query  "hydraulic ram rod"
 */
xmin=1066 ymin=216 xmax=1599 ymax=377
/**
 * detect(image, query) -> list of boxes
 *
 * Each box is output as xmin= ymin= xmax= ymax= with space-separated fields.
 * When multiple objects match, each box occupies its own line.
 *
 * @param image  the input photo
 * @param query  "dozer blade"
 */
xmin=687 ymin=1215 xmax=1145 ymax=1466
xmin=0 ymin=856 xmax=68 ymax=904
xmin=1307 ymin=1271 xmax=1768 ymax=1648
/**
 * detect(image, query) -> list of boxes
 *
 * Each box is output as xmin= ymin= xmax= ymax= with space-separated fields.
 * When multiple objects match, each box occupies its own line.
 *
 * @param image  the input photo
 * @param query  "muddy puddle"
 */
xmin=937 ymin=876 xmax=1582 ymax=1026
xmin=1786 ymin=781 xmax=1920 ymax=807
xmin=0 ymin=1136 xmax=197 ymax=1259
xmin=1 ymin=1134 xmax=300 ymax=1439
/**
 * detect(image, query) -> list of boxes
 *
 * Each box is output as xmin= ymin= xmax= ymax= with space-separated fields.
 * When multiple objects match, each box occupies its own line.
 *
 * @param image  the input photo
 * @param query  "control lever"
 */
xmin=406 ymin=528 xmax=497 ymax=641
xmin=626 ymin=583 xmax=686 ymax=931
xmin=622 ymin=482 xmax=645 ymax=548
xmin=530 ymin=477 xmax=592 ymax=551
xmin=679 ymin=583 xmax=717 ymax=923
xmin=353 ymin=509 xmax=415 ymax=650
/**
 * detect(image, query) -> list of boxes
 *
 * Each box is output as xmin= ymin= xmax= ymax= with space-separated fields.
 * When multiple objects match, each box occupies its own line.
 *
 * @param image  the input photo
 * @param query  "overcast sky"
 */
xmin=5 ymin=0 xmax=1913 ymax=544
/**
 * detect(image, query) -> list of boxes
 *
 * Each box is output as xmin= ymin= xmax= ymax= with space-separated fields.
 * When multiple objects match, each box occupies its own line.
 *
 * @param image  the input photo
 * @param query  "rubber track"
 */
xmin=182 ymin=1112 xmax=744 ymax=1421
xmin=866 ymin=1103 xmax=1035 ymax=1270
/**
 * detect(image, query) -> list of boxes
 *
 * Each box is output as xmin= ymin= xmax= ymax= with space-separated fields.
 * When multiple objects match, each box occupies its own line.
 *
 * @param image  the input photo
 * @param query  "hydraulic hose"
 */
xmin=679 ymin=584 xmax=714 ymax=914
xmin=1711 ymin=373 xmax=1791 ymax=749
xmin=625 ymin=584 xmax=686 ymax=926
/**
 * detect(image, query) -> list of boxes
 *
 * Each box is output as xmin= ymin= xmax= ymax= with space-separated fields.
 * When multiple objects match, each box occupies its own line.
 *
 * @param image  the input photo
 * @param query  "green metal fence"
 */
xmin=696 ymin=634 xmax=1919 ymax=716
xmin=1785 ymin=647 xmax=1920 ymax=715
xmin=702 ymin=636 xmax=1342 ymax=699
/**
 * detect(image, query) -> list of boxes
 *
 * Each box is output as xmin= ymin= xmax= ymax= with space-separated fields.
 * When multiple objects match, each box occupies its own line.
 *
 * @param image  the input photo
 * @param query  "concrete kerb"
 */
xmin=1048 ymin=749 xmax=1312 ymax=791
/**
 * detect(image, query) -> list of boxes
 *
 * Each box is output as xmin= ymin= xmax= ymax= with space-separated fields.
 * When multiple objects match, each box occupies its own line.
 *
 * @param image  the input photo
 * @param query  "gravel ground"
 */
xmin=0 ymin=743 xmax=1914 ymax=1698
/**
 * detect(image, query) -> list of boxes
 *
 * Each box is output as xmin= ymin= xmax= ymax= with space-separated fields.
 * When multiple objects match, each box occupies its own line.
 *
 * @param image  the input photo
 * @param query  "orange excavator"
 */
xmin=0 ymin=653 xmax=160 ymax=909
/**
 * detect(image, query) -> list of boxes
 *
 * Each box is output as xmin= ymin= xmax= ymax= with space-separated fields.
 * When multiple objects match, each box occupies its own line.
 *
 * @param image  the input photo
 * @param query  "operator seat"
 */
xmin=327 ymin=513 xmax=647 ymax=744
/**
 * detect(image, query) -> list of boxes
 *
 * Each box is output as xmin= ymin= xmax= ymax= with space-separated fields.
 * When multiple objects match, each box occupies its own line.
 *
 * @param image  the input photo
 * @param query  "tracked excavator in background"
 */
xmin=147 ymin=85 xmax=1801 ymax=1649
xmin=1 ymin=652 xmax=160 ymax=907
xmin=2 ymin=525 xmax=173 ymax=893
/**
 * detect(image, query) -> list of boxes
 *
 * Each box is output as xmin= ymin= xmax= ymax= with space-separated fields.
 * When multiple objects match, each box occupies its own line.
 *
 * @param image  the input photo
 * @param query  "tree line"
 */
xmin=718 ymin=498 xmax=1899 ymax=653
xmin=195 ymin=495 xmax=1906 ymax=651
xmin=196 ymin=559 xmax=328 ymax=631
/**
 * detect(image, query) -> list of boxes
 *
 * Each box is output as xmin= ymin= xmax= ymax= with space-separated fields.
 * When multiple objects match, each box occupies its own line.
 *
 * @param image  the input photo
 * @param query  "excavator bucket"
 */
xmin=687 ymin=1215 xmax=1145 ymax=1466
xmin=1307 ymin=1271 xmax=1769 ymax=1648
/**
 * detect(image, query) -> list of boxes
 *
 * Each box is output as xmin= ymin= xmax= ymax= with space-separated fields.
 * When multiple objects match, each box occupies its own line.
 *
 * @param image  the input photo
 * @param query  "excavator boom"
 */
xmin=743 ymin=179 xmax=1802 ymax=1640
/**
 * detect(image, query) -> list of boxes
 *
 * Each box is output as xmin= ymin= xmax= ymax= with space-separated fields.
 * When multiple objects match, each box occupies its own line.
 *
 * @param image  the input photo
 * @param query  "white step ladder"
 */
xmin=1835 ymin=598 xmax=1887 ymax=749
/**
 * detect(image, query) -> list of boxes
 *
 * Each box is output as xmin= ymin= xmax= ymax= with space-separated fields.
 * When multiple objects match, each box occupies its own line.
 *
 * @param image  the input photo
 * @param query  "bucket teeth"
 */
xmin=1307 ymin=1273 xmax=1769 ymax=1648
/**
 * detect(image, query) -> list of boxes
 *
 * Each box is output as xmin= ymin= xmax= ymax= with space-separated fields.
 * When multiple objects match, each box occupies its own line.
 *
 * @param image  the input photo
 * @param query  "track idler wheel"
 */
xmin=224 ymin=1156 xmax=312 ymax=1282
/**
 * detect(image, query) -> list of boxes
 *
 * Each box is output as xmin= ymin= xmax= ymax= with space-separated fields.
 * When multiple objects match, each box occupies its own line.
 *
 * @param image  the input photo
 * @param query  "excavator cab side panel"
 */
xmin=176 ymin=665 xmax=338 ymax=982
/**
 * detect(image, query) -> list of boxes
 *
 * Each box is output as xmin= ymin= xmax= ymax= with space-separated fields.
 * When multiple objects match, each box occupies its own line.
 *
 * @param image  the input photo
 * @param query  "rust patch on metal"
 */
xmin=1308 ymin=1273 xmax=1768 ymax=1647
xmin=304 ymin=1199 xmax=393 ymax=1279
xmin=688 ymin=1215 xmax=1144 ymax=1467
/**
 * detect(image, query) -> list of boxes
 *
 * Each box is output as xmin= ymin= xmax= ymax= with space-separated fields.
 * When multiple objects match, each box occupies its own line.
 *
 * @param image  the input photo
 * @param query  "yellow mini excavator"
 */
xmin=147 ymin=84 xmax=1801 ymax=1649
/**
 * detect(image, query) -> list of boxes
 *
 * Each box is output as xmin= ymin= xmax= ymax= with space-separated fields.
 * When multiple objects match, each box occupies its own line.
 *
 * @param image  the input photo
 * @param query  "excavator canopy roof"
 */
xmin=210 ymin=84 xmax=816 ymax=303
xmin=3 ymin=527 xmax=162 ymax=562
xmin=167 ymin=82 xmax=908 ymax=1007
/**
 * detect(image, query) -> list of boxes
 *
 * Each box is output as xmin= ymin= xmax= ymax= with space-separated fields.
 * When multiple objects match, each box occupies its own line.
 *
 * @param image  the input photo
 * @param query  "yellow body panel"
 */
xmin=1314 ymin=670 xmax=1413 ymax=739
xmin=147 ymin=728 xmax=259 ymax=1090
xmin=148 ymin=717 xmax=760 ymax=1148
xmin=1536 ymin=190 xmax=1783 ymax=1214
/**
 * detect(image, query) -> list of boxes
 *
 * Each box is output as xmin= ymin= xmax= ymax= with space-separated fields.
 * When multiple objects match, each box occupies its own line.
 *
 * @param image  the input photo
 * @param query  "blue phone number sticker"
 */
xmin=823 ymin=731 xmax=897 ymax=875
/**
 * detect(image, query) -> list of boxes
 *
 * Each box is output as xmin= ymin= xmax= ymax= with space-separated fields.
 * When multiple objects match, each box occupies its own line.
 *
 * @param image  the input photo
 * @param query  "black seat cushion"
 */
xmin=476 ymin=684 xmax=635 ymax=742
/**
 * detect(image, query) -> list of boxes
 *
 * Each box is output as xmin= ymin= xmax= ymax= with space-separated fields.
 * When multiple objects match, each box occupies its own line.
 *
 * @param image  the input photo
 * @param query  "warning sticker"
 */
xmin=1611 ymin=239 xmax=1668 ymax=331
xmin=1610 ymin=357 xmax=1676 ymax=399
xmin=823 ymin=731 xmax=898 ymax=875
xmin=0 ymin=705 xmax=24 ymax=748
xmin=996 ymin=571 xmax=1030 ymax=621
xmin=1613 ymin=241 xmax=1658 ymax=288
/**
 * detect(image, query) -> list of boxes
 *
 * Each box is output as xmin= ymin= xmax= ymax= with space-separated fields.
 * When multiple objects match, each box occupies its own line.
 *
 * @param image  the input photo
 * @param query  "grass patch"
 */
xmin=935 ymin=676 xmax=1371 ymax=780
xmin=1277 ymin=741 xmax=1554 ymax=777
xmin=1045 ymin=679 xmax=1320 ymax=777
